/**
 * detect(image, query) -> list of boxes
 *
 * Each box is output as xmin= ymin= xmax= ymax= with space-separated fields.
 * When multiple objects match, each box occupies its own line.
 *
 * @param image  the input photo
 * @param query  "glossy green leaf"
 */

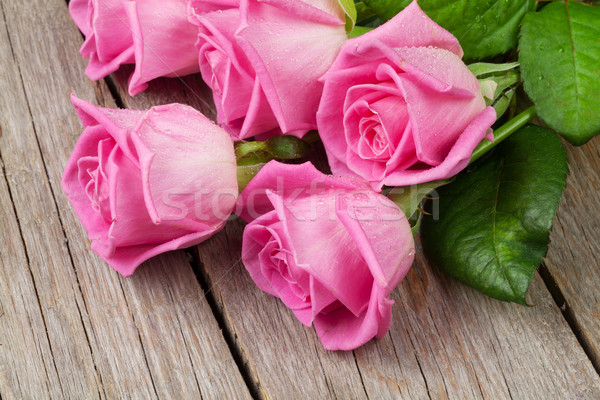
xmin=362 ymin=0 xmax=536 ymax=60
xmin=519 ymin=1 xmax=600 ymax=145
xmin=355 ymin=1 xmax=376 ymax=23
xmin=355 ymin=1 xmax=385 ymax=27
xmin=421 ymin=125 xmax=568 ymax=304
xmin=469 ymin=106 xmax=536 ymax=164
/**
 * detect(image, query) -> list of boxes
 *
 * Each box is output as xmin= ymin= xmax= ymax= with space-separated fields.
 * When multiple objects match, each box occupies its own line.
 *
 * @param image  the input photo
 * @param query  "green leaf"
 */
xmin=519 ymin=1 xmax=600 ymax=145
xmin=469 ymin=106 xmax=536 ymax=164
xmin=355 ymin=1 xmax=376 ymax=23
xmin=363 ymin=0 xmax=536 ymax=60
xmin=468 ymin=62 xmax=521 ymax=119
xmin=355 ymin=1 xmax=385 ymax=27
xmin=421 ymin=125 xmax=568 ymax=304
xmin=338 ymin=0 xmax=357 ymax=32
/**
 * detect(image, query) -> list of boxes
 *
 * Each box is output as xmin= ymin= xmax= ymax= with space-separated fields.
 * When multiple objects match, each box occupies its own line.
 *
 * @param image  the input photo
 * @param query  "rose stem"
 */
xmin=469 ymin=106 xmax=537 ymax=164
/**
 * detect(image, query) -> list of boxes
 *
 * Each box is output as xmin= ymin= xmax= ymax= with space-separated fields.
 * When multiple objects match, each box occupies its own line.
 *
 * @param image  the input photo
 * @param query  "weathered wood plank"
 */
xmin=545 ymin=136 xmax=600 ymax=370
xmin=0 ymin=159 xmax=58 ymax=399
xmin=1 ymin=0 xmax=251 ymax=398
xmin=0 ymin=9 xmax=60 ymax=399
xmin=0 ymin=1 xmax=101 ymax=396
xmin=111 ymin=68 xmax=217 ymax=119
xmin=120 ymin=252 xmax=252 ymax=400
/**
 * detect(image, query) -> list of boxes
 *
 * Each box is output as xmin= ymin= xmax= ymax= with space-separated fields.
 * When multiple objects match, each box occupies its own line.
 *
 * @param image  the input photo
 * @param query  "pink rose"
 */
xmin=69 ymin=0 xmax=135 ymax=80
xmin=238 ymin=161 xmax=415 ymax=350
xmin=317 ymin=1 xmax=497 ymax=191
xmin=69 ymin=0 xmax=202 ymax=96
xmin=63 ymin=95 xmax=238 ymax=276
xmin=189 ymin=0 xmax=347 ymax=140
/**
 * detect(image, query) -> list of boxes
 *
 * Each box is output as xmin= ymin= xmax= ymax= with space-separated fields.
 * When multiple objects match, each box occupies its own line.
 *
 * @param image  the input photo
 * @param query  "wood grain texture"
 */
xmin=110 ymin=67 xmax=217 ymax=119
xmin=120 ymin=253 xmax=252 ymax=400
xmin=545 ymin=136 xmax=600 ymax=370
xmin=0 ymin=159 xmax=59 ymax=399
xmin=0 ymin=0 xmax=250 ymax=398
xmin=0 ymin=2 xmax=101 ymax=396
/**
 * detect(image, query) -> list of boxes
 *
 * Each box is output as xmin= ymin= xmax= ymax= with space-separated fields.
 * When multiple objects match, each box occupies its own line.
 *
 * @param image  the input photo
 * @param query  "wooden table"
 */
xmin=1 ymin=0 xmax=599 ymax=398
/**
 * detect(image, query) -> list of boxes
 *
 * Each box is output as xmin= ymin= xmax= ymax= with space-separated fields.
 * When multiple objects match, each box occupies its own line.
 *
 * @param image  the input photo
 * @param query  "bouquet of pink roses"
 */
xmin=64 ymin=0 xmax=600 ymax=350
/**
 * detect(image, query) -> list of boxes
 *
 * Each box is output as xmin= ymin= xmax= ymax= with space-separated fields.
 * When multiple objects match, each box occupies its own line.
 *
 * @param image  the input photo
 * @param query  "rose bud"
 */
xmin=237 ymin=161 xmax=415 ymax=350
xmin=62 ymin=95 xmax=237 ymax=276
xmin=69 ymin=0 xmax=202 ymax=96
xmin=189 ymin=0 xmax=347 ymax=140
xmin=317 ymin=1 xmax=497 ymax=191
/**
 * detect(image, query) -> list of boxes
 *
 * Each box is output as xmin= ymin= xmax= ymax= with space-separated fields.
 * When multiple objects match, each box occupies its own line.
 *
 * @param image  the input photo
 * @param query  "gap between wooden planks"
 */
xmin=544 ymin=135 xmax=600 ymax=373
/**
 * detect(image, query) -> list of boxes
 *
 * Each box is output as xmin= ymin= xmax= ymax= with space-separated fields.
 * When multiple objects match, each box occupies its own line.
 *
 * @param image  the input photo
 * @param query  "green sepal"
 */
xmin=348 ymin=25 xmax=374 ymax=38
xmin=237 ymin=163 xmax=266 ymax=193
xmin=338 ymin=0 xmax=357 ymax=32
xmin=468 ymin=62 xmax=521 ymax=119
xmin=387 ymin=179 xmax=453 ymax=222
